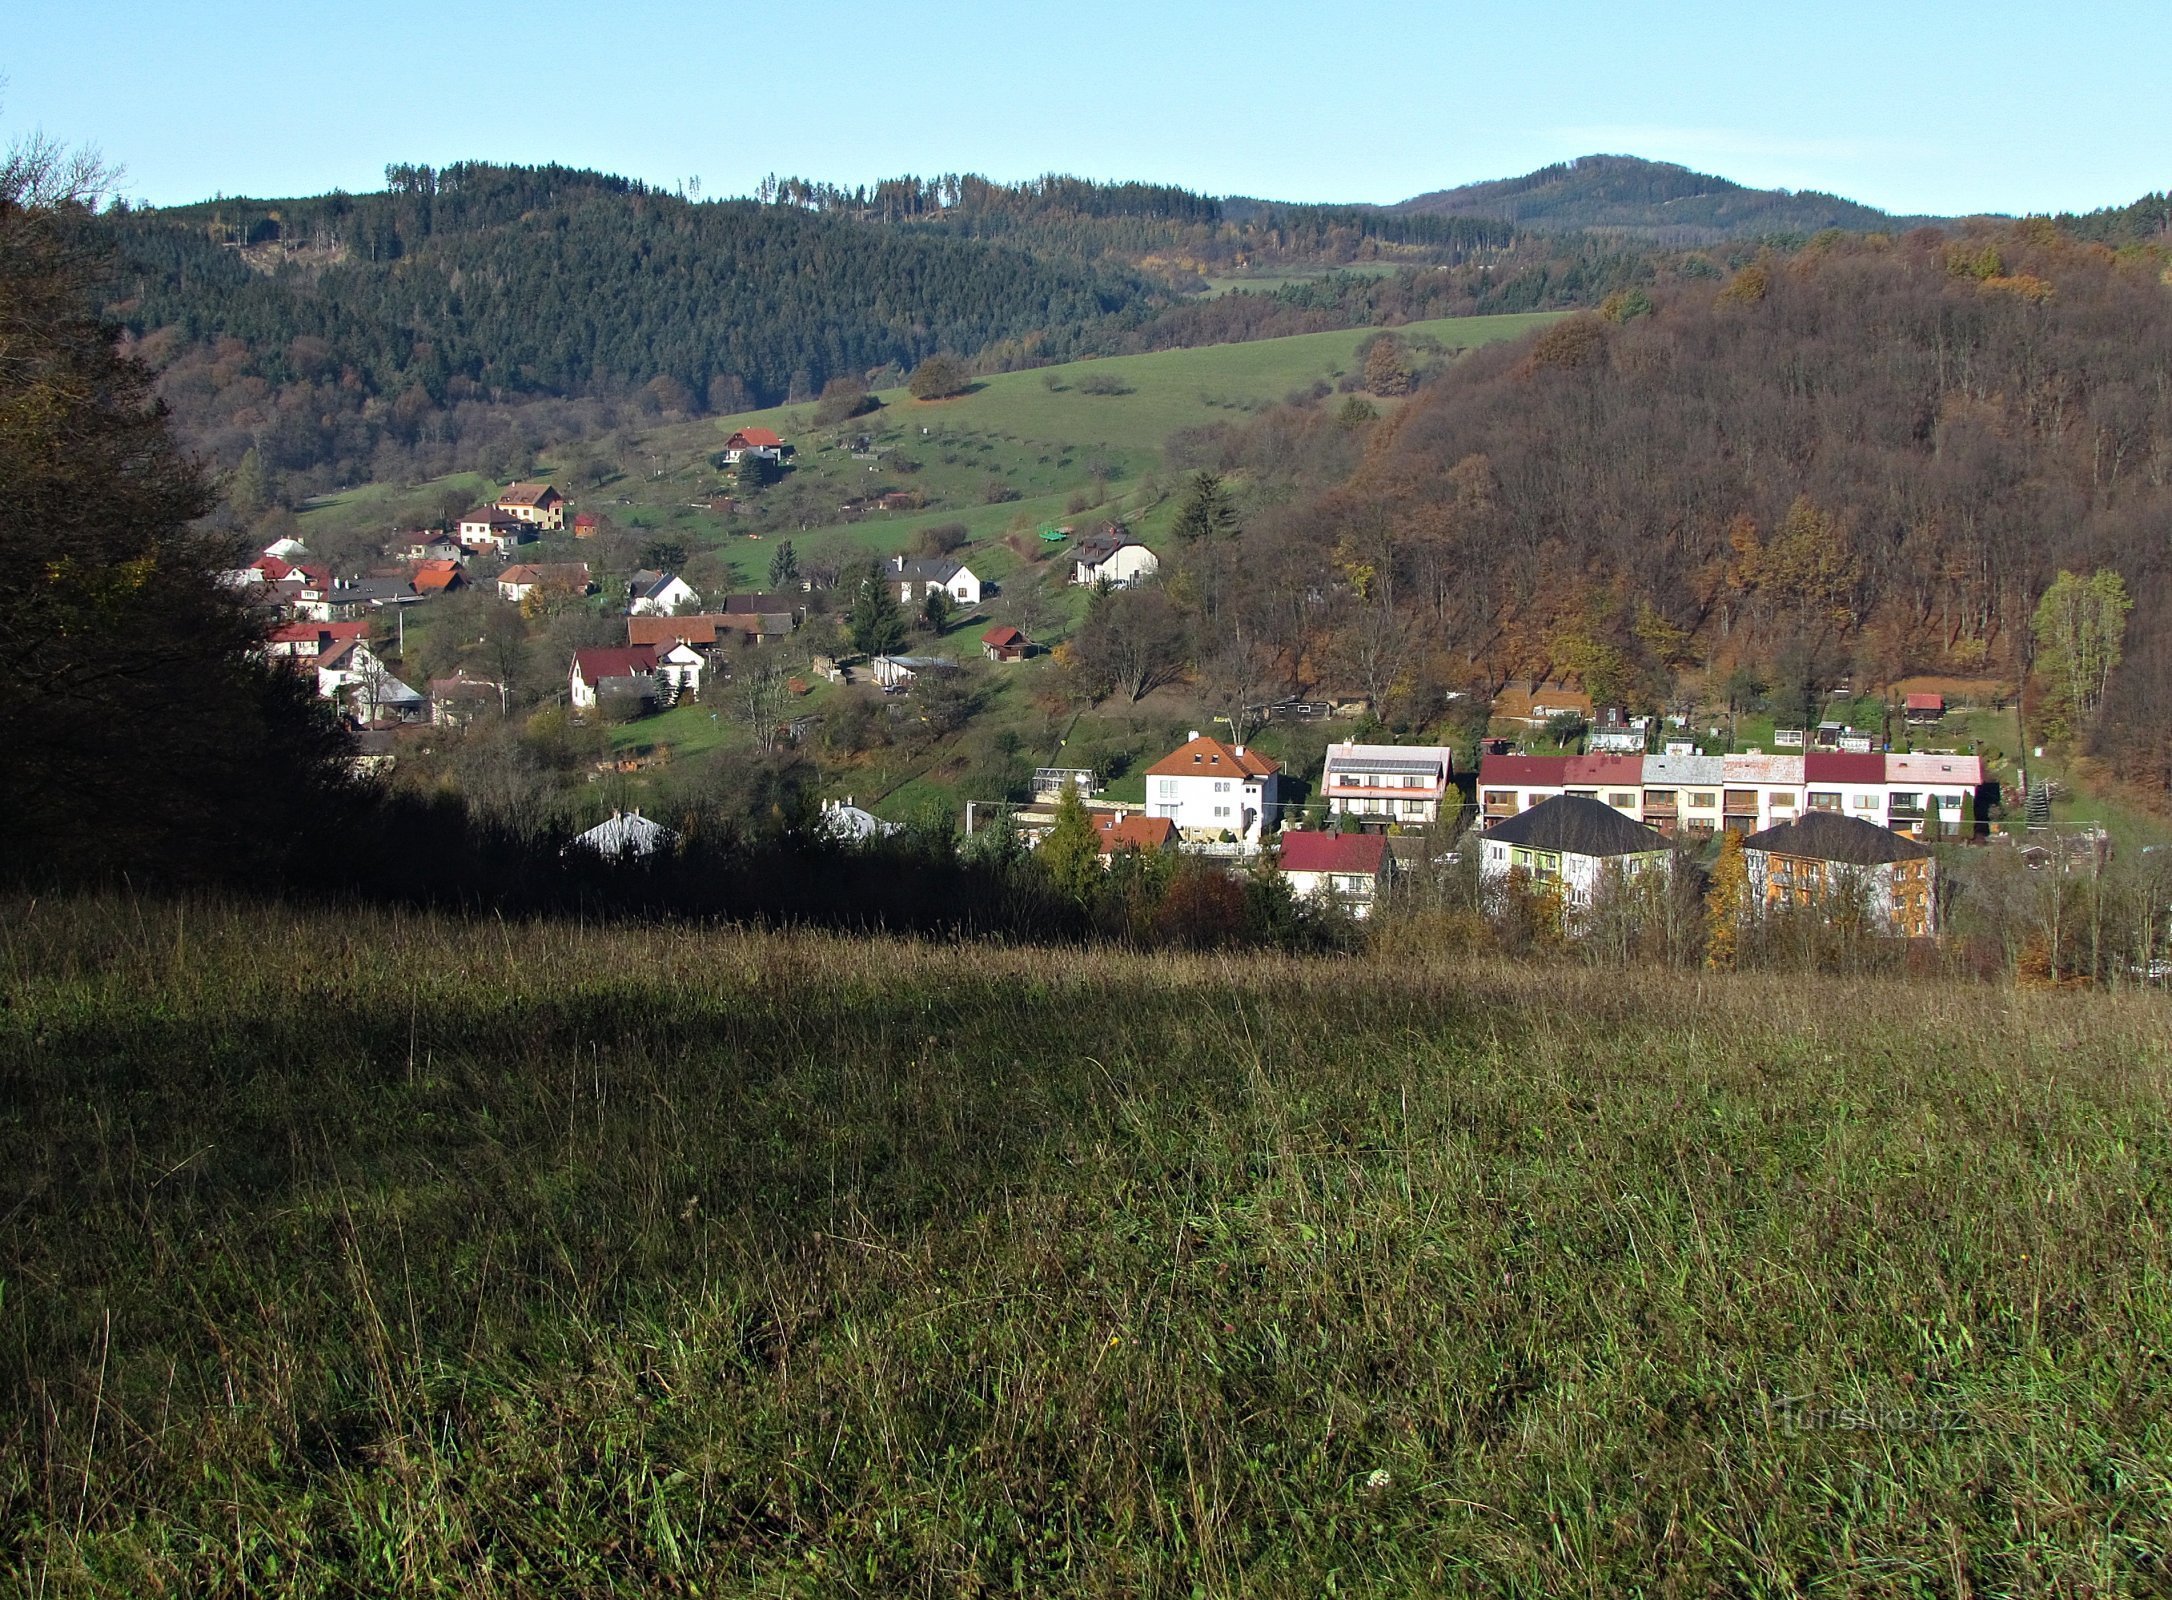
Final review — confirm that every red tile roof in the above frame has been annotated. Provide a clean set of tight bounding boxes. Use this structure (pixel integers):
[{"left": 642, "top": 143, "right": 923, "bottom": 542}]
[
  {"left": 495, "top": 481, "right": 562, "bottom": 508},
  {"left": 411, "top": 560, "right": 463, "bottom": 592},
  {"left": 1564, "top": 754, "right": 1643, "bottom": 785},
  {"left": 726, "top": 426, "right": 785, "bottom": 449},
  {"left": 1804, "top": 752, "right": 1887, "bottom": 785},
  {"left": 1903, "top": 692, "right": 1945, "bottom": 712},
  {"left": 267, "top": 620, "right": 369, "bottom": 647},
  {"left": 1278, "top": 832, "right": 1388, "bottom": 875},
  {"left": 628, "top": 614, "right": 726, "bottom": 648},
  {"left": 981, "top": 625, "right": 1026, "bottom": 648},
  {"left": 1146, "top": 734, "right": 1279, "bottom": 780},
  {"left": 1095, "top": 814, "right": 1177, "bottom": 855},
  {"left": 572, "top": 646, "right": 660, "bottom": 687},
  {"left": 1478, "top": 754, "right": 1570, "bottom": 786}
]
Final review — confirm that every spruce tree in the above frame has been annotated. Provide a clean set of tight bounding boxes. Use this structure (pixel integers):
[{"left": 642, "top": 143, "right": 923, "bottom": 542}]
[
  {"left": 1039, "top": 783, "right": 1103, "bottom": 903},
  {"left": 848, "top": 566, "right": 908, "bottom": 656}
]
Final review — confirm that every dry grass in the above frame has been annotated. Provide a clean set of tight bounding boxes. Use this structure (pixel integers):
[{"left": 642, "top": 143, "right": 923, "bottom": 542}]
[{"left": 4, "top": 894, "right": 2171, "bottom": 1595}]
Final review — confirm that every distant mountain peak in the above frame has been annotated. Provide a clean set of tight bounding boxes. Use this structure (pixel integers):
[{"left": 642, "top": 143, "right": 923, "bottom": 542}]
[{"left": 1388, "top": 153, "right": 1934, "bottom": 240}]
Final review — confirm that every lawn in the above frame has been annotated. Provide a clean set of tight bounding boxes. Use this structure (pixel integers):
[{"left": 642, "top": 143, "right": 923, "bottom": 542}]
[{"left": 5, "top": 893, "right": 2171, "bottom": 1594}]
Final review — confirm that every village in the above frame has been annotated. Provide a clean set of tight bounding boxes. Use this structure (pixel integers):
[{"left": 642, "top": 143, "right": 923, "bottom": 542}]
[{"left": 212, "top": 459, "right": 2085, "bottom": 950}]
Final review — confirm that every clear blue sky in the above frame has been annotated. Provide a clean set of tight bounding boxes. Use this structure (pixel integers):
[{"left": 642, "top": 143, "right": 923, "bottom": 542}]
[{"left": 7, "top": 0, "right": 2164, "bottom": 215}]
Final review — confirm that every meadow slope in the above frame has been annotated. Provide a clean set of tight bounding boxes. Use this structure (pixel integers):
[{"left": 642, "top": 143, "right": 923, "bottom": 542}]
[{"left": 4, "top": 896, "right": 2171, "bottom": 1595}]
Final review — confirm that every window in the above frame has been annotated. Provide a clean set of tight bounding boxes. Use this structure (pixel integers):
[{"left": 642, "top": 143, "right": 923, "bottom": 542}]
[
  {"left": 1213, "top": 780, "right": 1230, "bottom": 793},
  {"left": 1646, "top": 789, "right": 1677, "bottom": 808},
  {"left": 1213, "top": 805, "right": 1230, "bottom": 819},
  {"left": 1607, "top": 792, "right": 1638, "bottom": 809},
  {"left": 1689, "top": 791, "right": 1717, "bottom": 808},
  {"left": 1483, "top": 790, "right": 1513, "bottom": 808},
  {"left": 1850, "top": 793, "right": 1877, "bottom": 810},
  {"left": 1157, "top": 779, "right": 1178, "bottom": 799},
  {"left": 1889, "top": 791, "right": 1921, "bottom": 812},
  {"left": 1771, "top": 793, "right": 1797, "bottom": 809},
  {"left": 1808, "top": 790, "right": 1841, "bottom": 812}
]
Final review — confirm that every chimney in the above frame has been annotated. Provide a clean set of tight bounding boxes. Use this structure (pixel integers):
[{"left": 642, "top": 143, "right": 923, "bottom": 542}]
[
  {"left": 1234, "top": 745, "right": 1245, "bottom": 758},
  {"left": 1188, "top": 729, "right": 1201, "bottom": 742}
]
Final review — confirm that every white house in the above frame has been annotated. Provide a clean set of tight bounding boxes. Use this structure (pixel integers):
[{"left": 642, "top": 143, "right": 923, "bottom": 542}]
[
  {"left": 889, "top": 555, "right": 982, "bottom": 608},
  {"left": 457, "top": 508, "right": 534, "bottom": 557},
  {"left": 821, "top": 798, "right": 902, "bottom": 843},
  {"left": 1883, "top": 753, "right": 1983, "bottom": 838},
  {"left": 499, "top": 562, "right": 593, "bottom": 606},
  {"left": 626, "top": 569, "right": 700, "bottom": 617},
  {"left": 870, "top": 654, "right": 952, "bottom": 691},
  {"left": 1321, "top": 741, "right": 1456, "bottom": 830},
  {"left": 569, "top": 644, "right": 701, "bottom": 710},
  {"left": 567, "top": 810, "right": 678, "bottom": 859},
  {"left": 1145, "top": 731, "right": 1282, "bottom": 847},
  {"left": 1072, "top": 528, "right": 1159, "bottom": 588},
  {"left": 1478, "top": 794, "right": 1672, "bottom": 910}
]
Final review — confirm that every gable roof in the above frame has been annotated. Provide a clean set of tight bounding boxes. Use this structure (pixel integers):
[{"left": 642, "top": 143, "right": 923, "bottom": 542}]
[
  {"left": 1074, "top": 526, "right": 1143, "bottom": 564},
  {"left": 628, "top": 614, "right": 726, "bottom": 648},
  {"left": 267, "top": 620, "right": 370, "bottom": 648},
  {"left": 1641, "top": 752, "right": 1723, "bottom": 784},
  {"left": 726, "top": 426, "right": 785, "bottom": 449},
  {"left": 1744, "top": 812, "right": 1932, "bottom": 865},
  {"left": 495, "top": 481, "right": 562, "bottom": 508},
  {"left": 1722, "top": 753, "right": 1806, "bottom": 785},
  {"left": 628, "top": 568, "right": 690, "bottom": 599},
  {"left": 1096, "top": 813, "right": 1177, "bottom": 855},
  {"left": 1485, "top": 794, "right": 1669, "bottom": 857},
  {"left": 572, "top": 645, "right": 659, "bottom": 687},
  {"left": 1323, "top": 741, "right": 1454, "bottom": 780},
  {"left": 981, "top": 625, "right": 1027, "bottom": 648},
  {"left": 458, "top": 506, "right": 522, "bottom": 527},
  {"left": 1278, "top": 831, "right": 1388, "bottom": 875},
  {"left": 1146, "top": 734, "right": 1280, "bottom": 780},
  {"left": 412, "top": 560, "right": 464, "bottom": 591},
  {"left": 1903, "top": 692, "right": 1945, "bottom": 712}
]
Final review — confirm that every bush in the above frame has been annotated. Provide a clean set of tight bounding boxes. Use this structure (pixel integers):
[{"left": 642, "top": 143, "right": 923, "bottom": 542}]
[
  {"left": 914, "top": 522, "right": 969, "bottom": 557},
  {"left": 907, "top": 355, "right": 970, "bottom": 401}
]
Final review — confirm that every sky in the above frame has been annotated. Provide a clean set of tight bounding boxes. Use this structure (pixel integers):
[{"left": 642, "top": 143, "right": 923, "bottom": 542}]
[{"left": 6, "top": 0, "right": 2165, "bottom": 216}]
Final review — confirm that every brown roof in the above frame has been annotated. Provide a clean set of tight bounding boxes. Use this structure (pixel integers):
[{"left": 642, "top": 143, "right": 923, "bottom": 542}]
[
  {"left": 1096, "top": 814, "right": 1177, "bottom": 855},
  {"left": 982, "top": 625, "right": 1027, "bottom": 648},
  {"left": 726, "top": 427, "right": 785, "bottom": 449},
  {"left": 1278, "top": 832, "right": 1388, "bottom": 875},
  {"left": 1146, "top": 734, "right": 1279, "bottom": 780},
  {"left": 500, "top": 562, "right": 590, "bottom": 588},
  {"left": 629, "top": 614, "right": 725, "bottom": 648},
  {"left": 495, "top": 481, "right": 562, "bottom": 508},
  {"left": 572, "top": 646, "right": 659, "bottom": 687}
]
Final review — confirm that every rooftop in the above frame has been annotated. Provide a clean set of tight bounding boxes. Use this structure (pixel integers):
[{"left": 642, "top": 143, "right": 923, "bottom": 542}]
[
  {"left": 1744, "top": 812, "right": 1933, "bottom": 865},
  {"left": 1485, "top": 794, "right": 1669, "bottom": 858}
]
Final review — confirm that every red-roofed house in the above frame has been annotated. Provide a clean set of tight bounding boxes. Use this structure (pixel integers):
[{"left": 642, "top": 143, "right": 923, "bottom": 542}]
[
  {"left": 1277, "top": 831, "right": 1392, "bottom": 918},
  {"left": 264, "top": 620, "right": 370, "bottom": 659},
  {"left": 411, "top": 559, "right": 465, "bottom": 594},
  {"left": 1478, "top": 753, "right": 1570, "bottom": 826},
  {"left": 569, "top": 643, "right": 703, "bottom": 711},
  {"left": 1146, "top": 731, "right": 1282, "bottom": 846},
  {"left": 722, "top": 427, "right": 788, "bottom": 464},
  {"left": 1804, "top": 751, "right": 1889, "bottom": 827},
  {"left": 572, "top": 511, "right": 602, "bottom": 539},
  {"left": 1903, "top": 691, "right": 1945, "bottom": 724},
  {"left": 981, "top": 624, "right": 1029, "bottom": 663},
  {"left": 1096, "top": 812, "right": 1177, "bottom": 859},
  {"left": 1563, "top": 754, "right": 1647, "bottom": 820},
  {"left": 457, "top": 508, "right": 534, "bottom": 556}
]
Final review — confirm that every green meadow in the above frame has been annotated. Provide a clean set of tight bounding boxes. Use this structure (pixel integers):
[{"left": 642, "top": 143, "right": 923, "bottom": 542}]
[{"left": 5, "top": 894, "right": 2171, "bottom": 1595}]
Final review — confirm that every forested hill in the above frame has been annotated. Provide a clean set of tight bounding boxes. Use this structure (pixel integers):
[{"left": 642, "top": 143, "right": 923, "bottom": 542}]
[
  {"left": 101, "top": 162, "right": 1154, "bottom": 418},
  {"left": 1388, "top": 154, "right": 1944, "bottom": 240}
]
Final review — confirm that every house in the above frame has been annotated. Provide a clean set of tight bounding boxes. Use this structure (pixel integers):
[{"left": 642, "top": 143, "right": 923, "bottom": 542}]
[
  {"left": 456, "top": 508, "right": 534, "bottom": 556},
  {"left": 497, "top": 562, "right": 592, "bottom": 606},
  {"left": 870, "top": 654, "right": 952, "bottom": 691},
  {"left": 1562, "top": 754, "right": 1647, "bottom": 822},
  {"left": 568, "top": 810, "right": 678, "bottom": 860},
  {"left": 1096, "top": 811, "right": 1178, "bottom": 860},
  {"left": 1587, "top": 709, "right": 1649, "bottom": 754},
  {"left": 1478, "top": 794, "right": 1672, "bottom": 910},
  {"left": 1491, "top": 680, "right": 1593, "bottom": 726},
  {"left": 572, "top": 512, "right": 601, "bottom": 539},
  {"left": 1803, "top": 751, "right": 1890, "bottom": 829},
  {"left": 721, "top": 427, "right": 789, "bottom": 465},
  {"left": 1639, "top": 753, "right": 1725, "bottom": 835},
  {"left": 1903, "top": 692, "right": 1946, "bottom": 725},
  {"left": 326, "top": 576, "right": 423, "bottom": 613},
  {"left": 261, "top": 536, "right": 308, "bottom": 562},
  {"left": 981, "top": 625, "right": 1029, "bottom": 663},
  {"left": 1719, "top": 753, "right": 1807, "bottom": 834},
  {"left": 1321, "top": 741, "right": 1456, "bottom": 830},
  {"left": 1277, "top": 830, "right": 1392, "bottom": 918},
  {"left": 821, "top": 798, "right": 902, "bottom": 843},
  {"left": 411, "top": 559, "right": 466, "bottom": 595},
  {"left": 1884, "top": 753, "right": 1983, "bottom": 838},
  {"left": 493, "top": 481, "right": 566, "bottom": 530},
  {"left": 889, "top": 555, "right": 982, "bottom": 608},
  {"left": 1146, "top": 731, "right": 1283, "bottom": 847},
  {"left": 317, "top": 640, "right": 427, "bottom": 724},
  {"left": 625, "top": 569, "right": 698, "bottom": 616},
  {"left": 1477, "top": 754, "right": 1571, "bottom": 826},
  {"left": 404, "top": 533, "right": 467, "bottom": 564},
  {"left": 1072, "top": 527, "right": 1159, "bottom": 588},
  {"left": 628, "top": 614, "right": 726, "bottom": 652},
  {"left": 264, "top": 620, "right": 371, "bottom": 660},
  {"left": 1742, "top": 813, "right": 1938, "bottom": 938},
  {"left": 572, "top": 645, "right": 659, "bottom": 711},
  {"left": 349, "top": 727, "right": 398, "bottom": 779},
  {"left": 428, "top": 672, "right": 503, "bottom": 725}
]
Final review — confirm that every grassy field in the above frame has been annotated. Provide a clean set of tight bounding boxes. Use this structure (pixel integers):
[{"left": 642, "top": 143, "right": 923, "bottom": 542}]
[
  {"left": 5, "top": 894, "right": 2171, "bottom": 1595},
  {"left": 297, "top": 311, "right": 1562, "bottom": 594}
]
